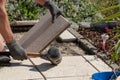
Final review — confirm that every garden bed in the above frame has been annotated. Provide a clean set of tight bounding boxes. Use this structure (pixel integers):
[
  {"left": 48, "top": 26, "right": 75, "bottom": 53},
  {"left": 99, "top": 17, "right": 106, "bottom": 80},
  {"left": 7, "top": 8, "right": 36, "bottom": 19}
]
[{"left": 78, "top": 28, "right": 116, "bottom": 56}]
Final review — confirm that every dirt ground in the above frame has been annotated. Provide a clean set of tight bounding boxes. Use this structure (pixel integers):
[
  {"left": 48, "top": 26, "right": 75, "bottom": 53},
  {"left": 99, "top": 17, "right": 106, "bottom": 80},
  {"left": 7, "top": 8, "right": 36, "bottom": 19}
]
[
  {"left": 78, "top": 28, "right": 117, "bottom": 56},
  {"left": 14, "top": 32, "right": 85, "bottom": 56}
]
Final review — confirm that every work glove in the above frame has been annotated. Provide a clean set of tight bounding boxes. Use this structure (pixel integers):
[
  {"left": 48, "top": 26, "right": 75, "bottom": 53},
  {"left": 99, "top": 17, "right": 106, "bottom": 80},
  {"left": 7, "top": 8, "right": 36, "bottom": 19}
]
[
  {"left": 91, "top": 22, "right": 117, "bottom": 33},
  {"left": 0, "top": 53, "right": 10, "bottom": 63},
  {"left": 44, "top": 0, "right": 64, "bottom": 23},
  {"left": 6, "top": 40, "right": 27, "bottom": 60},
  {"left": 0, "top": 53, "right": 11, "bottom": 66},
  {"left": 40, "top": 47, "right": 62, "bottom": 65}
]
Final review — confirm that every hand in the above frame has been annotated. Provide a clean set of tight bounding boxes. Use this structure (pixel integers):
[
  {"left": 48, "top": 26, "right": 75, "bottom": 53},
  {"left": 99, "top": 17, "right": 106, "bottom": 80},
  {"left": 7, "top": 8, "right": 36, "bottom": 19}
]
[
  {"left": 44, "top": 0, "right": 64, "bottom": 23},
  {"left": 6, "top": 40, "right": 27, "bottom": 61},
  {"left": 40, "top": 47, "right": 62, "bottom": 65}
]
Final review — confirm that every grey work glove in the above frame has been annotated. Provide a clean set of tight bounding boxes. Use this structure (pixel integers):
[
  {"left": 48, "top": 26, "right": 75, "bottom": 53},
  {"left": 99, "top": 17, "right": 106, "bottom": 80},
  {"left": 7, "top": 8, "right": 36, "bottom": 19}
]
[
  {"left": 0, "top": 54, "right": 10, "bottom": 63},
  {"left": 0, "top": 54, "right": 11, "bottom": 66},
  {"left": 40, "top": 47, "right": 62, "bottom": 65},
  {"left": 44, "top": 0, "right": 64, "bottom": 23},
  {"left": 6, "top": 40, "right": 27, "bottom": 60}
]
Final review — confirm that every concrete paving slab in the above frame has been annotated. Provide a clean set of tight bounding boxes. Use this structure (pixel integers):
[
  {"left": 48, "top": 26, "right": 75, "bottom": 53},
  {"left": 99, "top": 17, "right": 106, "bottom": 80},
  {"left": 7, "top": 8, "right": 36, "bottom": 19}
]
[
  {"left": 84, "top": 55, "right": 112, "bottom": 71},
  {"left": 0, "top": 56, "right": 111, "bottom": 80},
  {"left": 28, "top": 76, "right": 91, "bottom": 80},
  {"left": 59, "top": 30, "right": 76, "bottom": 42}
]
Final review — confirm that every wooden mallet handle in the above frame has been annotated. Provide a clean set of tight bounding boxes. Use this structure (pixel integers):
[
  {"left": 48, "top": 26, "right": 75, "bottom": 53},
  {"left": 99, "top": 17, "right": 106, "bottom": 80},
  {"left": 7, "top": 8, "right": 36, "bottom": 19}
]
[{"left": 0, "top": 52, "right": 40, "bottom": 58}]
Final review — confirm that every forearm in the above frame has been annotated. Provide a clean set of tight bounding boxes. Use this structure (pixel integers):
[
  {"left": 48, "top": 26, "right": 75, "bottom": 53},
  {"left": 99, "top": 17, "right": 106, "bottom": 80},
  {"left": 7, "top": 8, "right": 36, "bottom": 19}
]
[
  {"left": 0, "top": 34, "right": 5, "bottom": 51},
  {"left": 35, "top": 0, "right": 48, "bottom": 5},
  {"left": 0, "top": 7, "right": 14, "bottom": 43}
]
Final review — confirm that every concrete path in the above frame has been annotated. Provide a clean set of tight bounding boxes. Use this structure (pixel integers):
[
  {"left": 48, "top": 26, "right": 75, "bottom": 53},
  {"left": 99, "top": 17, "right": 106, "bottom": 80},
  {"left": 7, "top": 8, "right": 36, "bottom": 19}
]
[{"left": 0, "top": 56, "right": 112, "bottom": 80}]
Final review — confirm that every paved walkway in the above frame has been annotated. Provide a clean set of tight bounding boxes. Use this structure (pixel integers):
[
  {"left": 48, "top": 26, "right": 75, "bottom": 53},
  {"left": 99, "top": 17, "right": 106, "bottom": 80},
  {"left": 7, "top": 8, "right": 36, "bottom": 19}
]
[{"left": 0, "top": 56, "right": 112, "bottom": 80}]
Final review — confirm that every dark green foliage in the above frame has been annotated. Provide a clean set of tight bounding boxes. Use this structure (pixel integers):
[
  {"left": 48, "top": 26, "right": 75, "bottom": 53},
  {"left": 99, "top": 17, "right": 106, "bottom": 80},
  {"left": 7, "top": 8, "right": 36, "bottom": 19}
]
[
  {"left": 53, "top": 0, "right": 102, "bottom": 23},
  {"left": 6, "top": 0, "right": 46, "bottom": 21},
  {"left": 6, "top": 0, "right": 102, "bottom": 23}
]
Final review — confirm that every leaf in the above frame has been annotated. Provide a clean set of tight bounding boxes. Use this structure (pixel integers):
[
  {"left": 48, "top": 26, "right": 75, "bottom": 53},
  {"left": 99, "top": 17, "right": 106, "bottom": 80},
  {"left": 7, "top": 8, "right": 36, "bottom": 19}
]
[
  {"left": 110, "top": 40, "right": 120, "bottom": 63},
  {"left": 95, "top": 12, "right": 120, "bottom": 23},
  {"left": 114, "top": 52, "right": 119, "bottom": 61},
  {"left": 111, "top": 51, "right": 119, "bottom": 63},
  {"left": 115, "top": 40, "right": 120, "bottom": 53},
  {"left": 98, "top": 4, "right": 120, "bottom": 13},
  {"left": 112, "top": 34, "right": 120, "bottom": 40}
]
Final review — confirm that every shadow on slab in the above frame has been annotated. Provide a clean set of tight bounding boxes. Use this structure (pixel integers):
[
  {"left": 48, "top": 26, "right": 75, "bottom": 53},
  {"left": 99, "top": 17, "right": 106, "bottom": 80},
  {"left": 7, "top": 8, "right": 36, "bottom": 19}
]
[
  {"left": 9, "top": 62, "right": 56, "bottom": 72},
  {"left": 30, "top": 63, "right": 56, "bottom": 72}
]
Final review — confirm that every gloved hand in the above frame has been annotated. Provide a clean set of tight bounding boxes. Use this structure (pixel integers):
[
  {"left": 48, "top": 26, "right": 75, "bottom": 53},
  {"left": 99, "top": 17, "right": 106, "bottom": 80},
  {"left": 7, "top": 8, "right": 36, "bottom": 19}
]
[
  {"left": 6, "top": 40, "right": 27, "bottom": 60},
  {"left": 44, "top": 0, "right": 64, "bottom": 23},
  {"left": 40, "top": 47, "right": 62, "bottom": 65},
  {"left": 47, "top": 47, "right": 62, "bottom": 65},
  {"left": 90, "top": 21, "right": 117, "bottom": 33},
  {"left": 0, "top": 54, "right": 10, "bottom": 63},
  {"left": 0, "top": 53, "right": 11, "bottom": 66}
]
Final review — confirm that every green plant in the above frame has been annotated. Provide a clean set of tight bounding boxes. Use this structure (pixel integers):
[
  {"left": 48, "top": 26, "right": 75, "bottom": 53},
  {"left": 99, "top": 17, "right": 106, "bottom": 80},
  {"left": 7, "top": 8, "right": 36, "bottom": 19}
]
[
  {"left": 95, "top": 4, "right": 120, "bottom": 23},
  {"left": 6, "top": 0, "right": 118, "bottom": 23},
  {"left": 6, "top": 0, "right": 45, "bottom": 22},
  {"left": 6, "top": 0, "right": 103, "bottom": 23},
  {"left": 111, "top": 40, "right": 120, "bottom": 63},
  {"left": 111, "top": 28, "right": 120, "bottom": 63},
  {"left": 97, "top": 4, "right": 120, "bottom": 64},
  {"left": 53, "top": 0, "right": 102, "bottom": 23},
  {"left": 86, "top": 0, "right": 120, "bottom": 64}
]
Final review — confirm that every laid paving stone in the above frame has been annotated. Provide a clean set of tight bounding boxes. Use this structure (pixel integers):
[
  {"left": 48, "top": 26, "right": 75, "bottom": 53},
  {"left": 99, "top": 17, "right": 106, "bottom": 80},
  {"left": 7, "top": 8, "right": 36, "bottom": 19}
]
[
  {"left": 84, "top": 55, "right": 112, "bottom": 71},
  {"left": 0, "top": 56, "right": 111, "bottom": 80},
  {"left": 59, "top": 30, "right": 76, "bottom": 42}
]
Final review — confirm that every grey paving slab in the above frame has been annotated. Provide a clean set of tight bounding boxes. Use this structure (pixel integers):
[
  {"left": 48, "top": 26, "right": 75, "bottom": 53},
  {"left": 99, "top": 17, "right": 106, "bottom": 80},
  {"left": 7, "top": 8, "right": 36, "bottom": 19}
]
[
  {"left": 59, "top": 30, "right": 76, "bottom": 42},
  {"left": 0, "top": 56, "right": 111, "bottom": 80},
  {"left": 28, "top": 76, "right": 91, "bottom": 80},
  {"left": 84, "top": 55, "right": 112, "bottom": 71}
]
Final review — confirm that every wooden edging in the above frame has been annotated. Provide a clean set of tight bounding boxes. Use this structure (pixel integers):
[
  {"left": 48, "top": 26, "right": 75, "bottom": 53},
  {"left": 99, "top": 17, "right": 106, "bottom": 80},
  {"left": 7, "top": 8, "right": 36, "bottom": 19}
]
[{"left": 68, "top": 28, "right": 119, "bottom": 70}]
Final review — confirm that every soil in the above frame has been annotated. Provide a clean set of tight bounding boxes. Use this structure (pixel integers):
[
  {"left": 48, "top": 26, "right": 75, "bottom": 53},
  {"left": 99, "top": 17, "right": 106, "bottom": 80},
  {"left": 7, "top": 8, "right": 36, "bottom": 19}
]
[
  {"left": 78, "top": 28, "right": 117, "bottom": 59},
  {"left": 13, "top": 27, "right": 117, "bottom": 59},
  {"left": 14, "top": 32, "right": 85, "bottom": 56}
]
